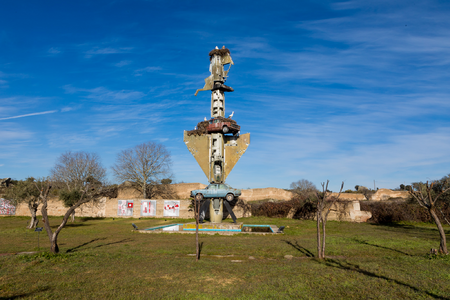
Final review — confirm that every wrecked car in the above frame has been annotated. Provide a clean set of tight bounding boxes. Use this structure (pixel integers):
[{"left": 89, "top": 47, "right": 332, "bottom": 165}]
[
  {"left": 186, "top": 117, "right": 240, "bottom": 136},
  {"left": 207, "top": 117, "right": 240, "bottom": 135},
  {"left": 190, "top": 183, "right": 241, "bottom": 201}
]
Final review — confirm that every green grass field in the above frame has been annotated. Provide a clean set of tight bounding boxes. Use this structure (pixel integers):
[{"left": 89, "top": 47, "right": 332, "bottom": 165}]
[{"left": 1, "top": 216, "right": 449, "bottom": 299}]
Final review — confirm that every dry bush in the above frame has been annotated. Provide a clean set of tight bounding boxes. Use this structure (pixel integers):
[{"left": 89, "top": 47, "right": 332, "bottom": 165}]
[
  {"left": 251, "top": 197, "right": 316, "bottom": 219},
  {"left": 360, "top": 200, "right": 450, "bottom": 224},
  {"left": 100, "top": 185, "right": 119, "bottom": 198}
]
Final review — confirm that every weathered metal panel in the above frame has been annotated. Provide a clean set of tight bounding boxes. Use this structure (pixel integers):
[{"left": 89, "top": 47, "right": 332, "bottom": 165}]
[
  {"left": 183, "top": 130, "right": 211, "bottom": 180},
  {"left": 223, "top": 133, "right": 250, "bottom": 181}
]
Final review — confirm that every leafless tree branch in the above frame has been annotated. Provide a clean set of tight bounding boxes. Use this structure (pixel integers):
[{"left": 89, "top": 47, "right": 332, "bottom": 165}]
[{"left": 112, "top": 141, "right": 172, "bottom": 199}]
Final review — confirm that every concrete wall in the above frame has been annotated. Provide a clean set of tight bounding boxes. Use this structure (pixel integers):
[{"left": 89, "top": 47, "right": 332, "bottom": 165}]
[
  {"left": 3, "top": 184, "right": 407, "bottom": 221},
  {"left": 240, "top": 188, "right": 293, "bottom": 201},
  {"left": 172, "top": 184, "right": 409, "bottom": 202},
  {"left": 171, "top": 183, "right": 207, "bottom": 199},
  {"left": 330, "top": 193, "right": 366, "bottom": 201},
  {"left": 11, "top": 196, "right": 249, "bottom": 220},
  {"left": 326, "top": 201, "right": 372, "bottom": 223},
  {"left": 371, "top": 189, "right": 409, "bottom": 201},
  {"left": 172, "top": 183, "right": 293, "bottom": 201},
  {"left": 330, "top": 190, "right": 409, "bottom": 201}
]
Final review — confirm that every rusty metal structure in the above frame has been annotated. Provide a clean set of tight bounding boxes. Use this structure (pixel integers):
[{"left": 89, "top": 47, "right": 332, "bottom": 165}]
[{"left": 184, "top": 46, "right": 250, "bottom": 223}]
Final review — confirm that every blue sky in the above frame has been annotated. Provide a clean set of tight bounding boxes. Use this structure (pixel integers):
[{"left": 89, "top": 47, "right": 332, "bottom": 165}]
[{"left": 1, "top": 0, "right": 450, "bottom": 192}]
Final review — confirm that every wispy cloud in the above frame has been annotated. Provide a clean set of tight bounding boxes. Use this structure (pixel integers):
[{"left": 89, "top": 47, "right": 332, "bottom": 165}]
[
  {"left": 63, "top": 85, "right": 145, "bottom": 103},
  {"left": 61, "top": 107, "right": 74, "bottom": 112},
  {"left": 84, "top": 47, "right": 133, "bottom": 58},
  {"left": 134, "top": 66, "right": 162, "bottom": 76},
  {"left": 47, "top": 47, "right": 61, "bottom": 55},
  {"left": 0, "top": 110, "right": 57, "bottom": 121},
  {"left": 0, "top": 79, "right": 8, "bottom": 88},
  {"left": 115, "top": 60, "right": 132, "bottom": 67},
  {"left": 0, "top": 127, "right": 32, "bottom": 141},
  {"left": 47, "top": 132, "right": 98, "bottom": 148}
]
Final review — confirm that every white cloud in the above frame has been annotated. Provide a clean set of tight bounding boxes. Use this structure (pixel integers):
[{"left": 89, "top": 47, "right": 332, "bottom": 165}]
[
  {"left": 134, "top": 66, "right": 162, "bottom": 76},
  {"left": 115, "top": 60, "right": 132, "bottom": 67},
  {"left": 0, "top": 110, "right": 57, "bottom": 121},
  {"left": 47, "top": 132, "right": 98, "bottom": 148},
  {"left": 63, "top": 85, "right": 145, "bottom": 103},
  {"left": 84, "top": 47, "right": 133, "bottom": 58},
  {"left": 0, "top": 126, "right": 32, "bottom": 142},
  {"left": 61, "top": 107, "right": 74, "bottom": 112},
  {"left": 48, "top": 47, "right": 61, "bottom": 55}
]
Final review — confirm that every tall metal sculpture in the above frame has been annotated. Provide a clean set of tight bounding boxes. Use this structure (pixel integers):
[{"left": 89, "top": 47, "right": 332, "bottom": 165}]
[{"left": 184, "top": 46, "right": 250, "bottom": 223}]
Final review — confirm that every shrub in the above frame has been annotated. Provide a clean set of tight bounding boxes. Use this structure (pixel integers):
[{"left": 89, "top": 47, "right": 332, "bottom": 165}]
[
  {"left": 251, "top": 198, "right": 316, "bottom": 219},
  {"left": 360, "top": 200, "right": 450, "bottom": 224}
]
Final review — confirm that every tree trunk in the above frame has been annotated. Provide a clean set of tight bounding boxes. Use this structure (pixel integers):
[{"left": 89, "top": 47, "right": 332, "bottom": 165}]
[
  {"left": 317, "top": 208, "right": 322, "bottom": 259},
  {"left": 50, "top": 233, "right": 59, "bottom": 253},
  {"left": 429, "top": 208, "right": 448, "bottom": 254},
  {"left": 41, "top": 199, "right": 56, "bottom": 252},
  {"left": 41, "top": 188, "right": 87, "bottom": 254},
  {"left": 321, "top": 219, "right": 327, "bottom": 258},
  {"left": 71, "top": 211, "right": 75, "bottom": 223},
  {"left": 196, "top": 199, "right": 200, "bottom": 261},
  {"left": 27, "top": 203, "right": 38, "bottom": 229},
  {"left": 143, "top": 182, "right": 147, "bottom": 199}
]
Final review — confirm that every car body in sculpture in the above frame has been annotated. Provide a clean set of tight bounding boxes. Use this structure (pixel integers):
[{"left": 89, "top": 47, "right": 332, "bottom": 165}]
[
  {"left": 206, "top": 117, "right": 240, "bottom": 135},
  {"left": 191, "top": 183, "right": 241, "bottom": 201}
]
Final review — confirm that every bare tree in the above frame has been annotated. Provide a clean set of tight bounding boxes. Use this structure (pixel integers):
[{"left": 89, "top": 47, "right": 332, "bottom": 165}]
[
  {"left": 4, "top": 177, "right": 41, "bottom": 228},
  {"left": 409, "top": 181, "right": 450, "bottom": 254},
  {"left": 357, "top": 186, "right": 374, "bottom": 200},
  {"left": 112, "top": 141, "right": 172, "bottom": 199},
  {"left": 50, "top": 151, "right": 106, "bottom": 222},
  {"left": 290, "top": 179, "right": 318, "bottom": 199},
  {"left": 38, "top": 177, "right": 110, "bottom": 254},
  {"left": 194, "top": 197, "right": 201, "bottom": 261},
  {"left": 315, "top": 180, "right": 344, "bottom": 259},
  {"left": 51, "top": 151, "right": 106, "bottom": 190}
]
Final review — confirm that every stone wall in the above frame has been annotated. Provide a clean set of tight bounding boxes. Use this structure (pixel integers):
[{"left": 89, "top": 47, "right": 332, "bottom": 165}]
[
  {"left": 326, "top": 201, "right": 372, "bottom": 223},
  {"left": 240, "top": 188, "right": 293, "bottom": 201},
  {"left": 11, "top": 196, "right": 249, "bottom": 220},
  {"left": 371, "top": 189, "right": 409, "bottom": 201},
  {"left": 3, "top": 183, "right": 407, "bottom": 222},
  {"left": 331, "top": 190, "right": 409, "bottom": 201},
  {"left": 172, "top": 184, "right": 409, "bottom": 202},
  {"left": 171, "top": 183, "right": 207, "bottom": 199},
  {"left": 172, "top": 183, "right": 293, "bottom": 201},
  {"left": 330, "top": 193, "right": 366, "bottom": 201},
  {"left": 14, "top": 197, "right": 108, "bottom": 218}
]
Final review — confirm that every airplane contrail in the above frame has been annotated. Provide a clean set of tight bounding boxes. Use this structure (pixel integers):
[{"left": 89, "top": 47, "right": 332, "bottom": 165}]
[{"left": 0, "top": 110, "right": 58, "bottom": 121}]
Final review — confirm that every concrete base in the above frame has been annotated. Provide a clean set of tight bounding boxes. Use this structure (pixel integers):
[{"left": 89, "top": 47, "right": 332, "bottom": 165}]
[
  {"left": 183, "top": 222, "right": 243, "bottom": 231},
  {"left": 139, "top": 222, "right": 281, "bottom": 235}
]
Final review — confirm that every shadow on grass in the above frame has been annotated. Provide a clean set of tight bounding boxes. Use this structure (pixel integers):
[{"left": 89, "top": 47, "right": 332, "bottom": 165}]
[
  {"left": 93, "top": 238, "right": 133, "bottom": 249},
  {"left": 198, "top": 242, "right": 204, "bottom": 260},
  {"left": 367, "top": 222, "right": 450, "bottom": 241},
  {"left": 49, "top": 223, "right": 93, "bottom": 229},
  {"left": 322, "top": 259, "right": 449, "bottom": 300},
  {"left": 66, "top": 237, "right": 107, "bottom": 253},
  {"left": 370, "top": 222, "right": 425, "bottom": 230},
  {"left": 282, "top": 240, "right": 315, "bottom": 257},
  {"left": 351, "top": 237, "right": 412, "bottom": 256},
  {"left": 79, "top": 217, "right": 106, "bottom": 222},
  {"left": 65, "top": 238, "right": 133, "bottom": 253},
  {"left": 369, "top": 222, "right": 450, "bottom": 233},
  {"left": 0, "top": 286, "right": 50, "bottom": 300}
]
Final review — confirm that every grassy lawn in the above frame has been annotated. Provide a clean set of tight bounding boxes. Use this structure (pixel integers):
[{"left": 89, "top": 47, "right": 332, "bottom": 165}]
[{"left": 1, "top": 216, "right": 449, "bottom": 299}]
